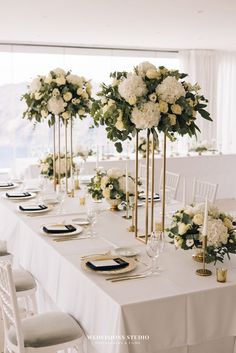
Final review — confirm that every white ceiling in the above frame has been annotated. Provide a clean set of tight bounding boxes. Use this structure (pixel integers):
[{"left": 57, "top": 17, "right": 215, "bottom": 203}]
[{"left": 1, "top": 0, "right": 236, "bottom": 51}]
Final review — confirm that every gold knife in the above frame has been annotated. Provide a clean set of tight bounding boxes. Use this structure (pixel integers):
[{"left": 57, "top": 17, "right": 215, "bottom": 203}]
[{"left": 110, "top": 274, "right": 148, "bottom": 282}]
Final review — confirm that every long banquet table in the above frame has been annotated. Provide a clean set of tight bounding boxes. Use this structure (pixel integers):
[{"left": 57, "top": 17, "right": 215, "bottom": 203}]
[{"left": 1, "top": 194, "right": 236, "bottom": 353}]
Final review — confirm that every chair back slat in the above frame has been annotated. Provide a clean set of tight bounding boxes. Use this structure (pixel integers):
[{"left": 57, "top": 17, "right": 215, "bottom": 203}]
[
  {"left": 192, "top": 178, "right": 218, "bottom": 204},
  {"left": 0, "top": 262, "right": 25, "bottom": 353},
  {"left": 159, "top": 170, "right": 180, "bottom": 200}
]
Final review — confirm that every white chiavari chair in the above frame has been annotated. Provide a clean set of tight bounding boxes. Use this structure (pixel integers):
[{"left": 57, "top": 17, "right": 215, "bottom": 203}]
[
  {"left": 0, "top": 262, "right": 84, "bottom": 353},
  {"left": 192, "top": 178, "right": 218, "bottom": 204},
  {"left": 159, "top": 170, "right": 180, "bottom": 203}
]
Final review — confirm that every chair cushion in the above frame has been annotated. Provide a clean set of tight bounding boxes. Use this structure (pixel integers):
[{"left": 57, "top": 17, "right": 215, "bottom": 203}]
[
  {"left": 12, "top": 270, "right": 36, "bottom": 292},
  {"left": 8, "top": 311, "right": 83, "bottom": 348}
]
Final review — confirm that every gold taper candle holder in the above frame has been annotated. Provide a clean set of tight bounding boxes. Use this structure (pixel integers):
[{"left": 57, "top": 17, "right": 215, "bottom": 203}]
[
  {"left": 122, "top": 191, "right": 132, "bottom": 219},
  {"left": 216, "top": 268, "right": 227, "bottom": 283},
  {"left": 196, "top": 235, "right": 212, "bottom": 276}
]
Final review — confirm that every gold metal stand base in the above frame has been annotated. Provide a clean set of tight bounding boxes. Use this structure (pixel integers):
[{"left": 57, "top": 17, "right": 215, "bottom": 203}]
[
  {"left": 128, "top": 225, "right": 136, "bottom": 232},
  {"left": 196, "top": 269, "right": 212, "bottom": 276},
  {"left": 109, "top": 205, "right": 119, "bottom": 211}
]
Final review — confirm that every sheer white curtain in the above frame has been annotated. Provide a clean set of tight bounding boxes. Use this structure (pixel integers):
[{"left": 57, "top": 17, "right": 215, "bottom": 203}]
[
  {"left": 216, "top": 51, "right": 236, "bottom": 153},
  {"left": 179, "top": 50, "right": 218, "bottom": 145}
]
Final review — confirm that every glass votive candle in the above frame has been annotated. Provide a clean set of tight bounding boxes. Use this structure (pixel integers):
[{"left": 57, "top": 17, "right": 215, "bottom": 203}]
[{"left": 216, "top": 268, "right": 227, "bottom": 283}]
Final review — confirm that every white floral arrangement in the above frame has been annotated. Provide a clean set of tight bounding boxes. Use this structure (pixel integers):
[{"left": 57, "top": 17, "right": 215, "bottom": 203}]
[
  {"left": 75, "top": 145, "right": 93, "bottom": 160},
  {"left": 39, "top": 153, "right": 75, "bottom": 179},
  {"left": 22, "top": 68, "right": 92, "bottom": 126},
  {"left": 138, "top": 135, "right": 158, "bottom": 157},
  {"left": 91, "top": 61, "right": 211, "bottom": 152},
  {"left": 189, "top": 139, "right": 212, "bottom": 153},
  {"left": 89, "top": 167, "right": 136, "bottom": 203},
  {"left": 87, "top": 168, "right": 107, "bottom": 200},
  {"left": 167, "top": 203, "right": 236, "bottom": 263}
]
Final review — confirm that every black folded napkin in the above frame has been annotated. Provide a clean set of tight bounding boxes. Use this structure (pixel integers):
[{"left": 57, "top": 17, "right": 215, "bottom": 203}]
[
  {"left": 0, "top": 183, "right": 14, "bottom": 187},
  {"left": 19, "top": 205, "right": 47, "bottom": 212},
  {"left": 86, "top": 258, "right": 129, "bottom": 271},
  {"left": 42, "top": 224, "right": 77, "bottom": 234},
  {"left": 233, "top": 221, "right": 236, "bottom": 226},
  {"left": 139, "top": 193, "right": 160, "bottom": 200},
  {"left": 6, "top": 192, "right": 31, "bottom": 198}
]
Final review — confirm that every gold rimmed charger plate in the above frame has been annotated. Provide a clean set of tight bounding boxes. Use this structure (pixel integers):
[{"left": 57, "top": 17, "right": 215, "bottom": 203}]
[{"left": 81, "top": 255, "right": 137, "bottom": 275}]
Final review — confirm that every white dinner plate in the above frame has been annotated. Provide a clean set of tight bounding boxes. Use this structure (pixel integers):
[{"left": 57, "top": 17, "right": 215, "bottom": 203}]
[
  {"left": 41, "top": 223, "right": 83, "bottom": 237},
  {"left": 3, "top": 192, "right": 36, "bottom": 200},
  {"left": 43, "top": 197, "right": 59, "bottom": 205},
  {"left": 81, "top": 254, "right": 137, "bottom": 275},
  {"left": 0, "top": 183, "right": 18, "bottom": 190},
  {"left": 111, "top": 247, "right": 141, "bottom": 257},
  {"left": 25, "top": 188, "right": 41, "bottom": 193},
  {"left": 18, "top": 204, "right": 53, "bottom": 214},
  {"left": 72, "top": 217, "right": 90, "bottom": 225}
]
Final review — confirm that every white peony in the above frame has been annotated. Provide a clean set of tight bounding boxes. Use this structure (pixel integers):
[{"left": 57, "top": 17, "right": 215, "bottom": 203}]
[
  {"left": 137, "top": 61, "right": 157, "bottom": 77},
  {"left": 47, "top": 97, "right": 65, "bottom": 115},
  {"left": 193, "top": 203, "right": 219, "bottom": 218},
  {"left": 156, "top": 76, "right": 186, "bottom": 104},
  {"left": 107, "top": 168, "right": 123, "bottom": 179},
  {"left": 193, "top": 214, "right": 204, "bottom": 225},
  {"left": 29, "top": 77, "right": 42, "bottom": 93},
  {"left": 53, "top": 68, "right": 66, "bottom": 76},
  {"left": 118, "top": 74, "right": 147, "bottom": 103},
  {"left": 131, "top": 102, "right": 160, "bottom": 129},
  {"left": 201, "top": 219, "right": 229, "bottom": 247}
]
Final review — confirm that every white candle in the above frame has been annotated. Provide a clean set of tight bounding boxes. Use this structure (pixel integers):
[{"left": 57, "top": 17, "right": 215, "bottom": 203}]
[
  {"left": 96, "top": 145, "right": 99, "bottom": 169},
  {"left": 183, "top": 177, "right": 186, "bottom": 207},
  {"left": 126, "top": 160, "right": 129, "bottom": 193},
  {"left": 202, "top": 197, "right": 208, "bottom": 236}
]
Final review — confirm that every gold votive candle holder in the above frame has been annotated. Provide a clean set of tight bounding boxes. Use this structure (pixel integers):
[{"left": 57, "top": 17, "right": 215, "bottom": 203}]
[{"left": 216, "top": 268, "right": 227, "bottom": 283}]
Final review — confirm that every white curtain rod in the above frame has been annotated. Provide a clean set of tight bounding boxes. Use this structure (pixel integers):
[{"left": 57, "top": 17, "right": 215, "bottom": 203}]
[{"left": 0, "top": 42, "right": 178, "bottom": 54}]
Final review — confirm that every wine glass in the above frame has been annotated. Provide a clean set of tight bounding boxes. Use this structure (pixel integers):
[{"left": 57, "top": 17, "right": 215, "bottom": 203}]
[
  {"left": 56, "top": 186, "right": 66, "bottom": 215},
  {"left": 146, "top": 232, "right": 163, "bottom": 275},
  {"left": 86, "top": 208, "right": 97, "bottom": 237}
]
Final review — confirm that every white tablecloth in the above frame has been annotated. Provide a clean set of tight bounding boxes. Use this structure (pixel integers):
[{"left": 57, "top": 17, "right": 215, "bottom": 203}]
[{"left": 1, "top": 194, "right": 236, "bottom": 353}]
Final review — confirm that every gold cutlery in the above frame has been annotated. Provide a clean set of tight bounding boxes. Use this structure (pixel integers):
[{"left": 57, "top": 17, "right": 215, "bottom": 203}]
[
  {"left": 106, "top": 272, "right": 148, "bottom": 281},
  {"left": 80, "top": 251, "right": 111, "bottom": 259}
]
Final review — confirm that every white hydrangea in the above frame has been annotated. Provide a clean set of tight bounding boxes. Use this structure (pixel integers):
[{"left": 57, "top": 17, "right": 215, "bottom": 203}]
[
  {"left": 55, "top": 157, "right": 71, "bottom": 174},
  {"left": 107, "top": 168, "right": 123, "bottom": 179},
  {"left": 193, "top": 203, "right": 220, "bottom": 218},
  {"left": 29, "top": 77, "right": 42, "bottom": 93},
  {"left": 131, "top": 102, "right": 160, "bottom": 129},
  {"left": 137, "top": 61, "right": 157, "bottom": 77},
  {"left": 53, "top": 68, "right": 66, "bottom": 76},
  {"left": 202, "top": 219, "right": 229, "bottom": 247},
  {"left": 66, "top": 74, "right": 83, "bottom": 86},
  {"left": 119, "top": 176, "right": 135, "bottom": 195},
  {"left": 101, "top": 176, "right": 109, "bottom": 190},
  {"left": 118, "top": 74, "right": 147, "bottom": 103},
  {"left": 156, "top": 76, "right": 186, "bottom": 104},
  {"left": 47, "top": 97, "right": 65, "bottom": 115}
]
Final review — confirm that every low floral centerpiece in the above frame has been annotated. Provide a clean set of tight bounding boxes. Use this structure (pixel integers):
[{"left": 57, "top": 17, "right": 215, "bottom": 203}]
[
  {"left": 87, "top": 168, "right": 107, "bottom": 201},
  {"left": 167, "top": 203, "right": 236, "bottom": 263},
  {"left": 88, "top": 167, "right": 135, "bottom": 210},
  {"left": 39, "top": 153, "right": 75, "bottom": 179},
  {"left": 138, "top": 136, "right": 158, "bottom": 158},
  {"left": 75, "top": 145, "right": 93, "bottom": 161},
  {"left": 91, "top": 61, "right": 211, "bottom": 152},
  {"left": 22, "top": 68, "right": 92, "bottom": 125},
  {"left": 189, "top": 139, "right": 212, "bottom": 155}
]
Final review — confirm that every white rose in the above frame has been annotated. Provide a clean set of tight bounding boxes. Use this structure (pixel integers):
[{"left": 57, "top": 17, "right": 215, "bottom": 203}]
[
  {"left": 137, "top": 61, "right": 156, "bottom": 77},
  {"left": 53, "top": 68, "right": 66, "bottom": 76},
  {"left": 41, "top": 109, "right": 48, "bottom": 118},
  {"left": 52, "top": 88, "right": 60, "bottom": 97},
  {"left": 174, "top": 235, "right": 183, "bottom": 248},
  {"left": 77, "top": 88, "right": 84, "bottom": 95},
  {"left": 101, "top": 176, "right": 109, "bottom": 189},
  {"left": 66, "top": 74, "right": 83, "bottom": 86},
  {"left": 63, "top": 92, "right": 73, "bottom": 102},
  {"left": 178, "top": 223, "right": 190, "bottom": 235},
  {"left": 34, "top": 92, "right": 43, "bottom": 100},
  {"left": 44, "top": 74, "right": 52, "bottom": 84},
  {"left": 115, "top": 118, "right": 125, "bottom": 131},
  {"left": 78, "top": 109, "right": 85, "bottom": 115},
  {"left": 103, "top": 188, "right": 110, "bottom": 199},
  {"left": 29, "top": 77, "right": 41, "bottom": 93},
  {"left": 55, "top": 76, "right": 66, "bottom": 86},
  {"left": 62, "top": 112, "right": 70, "bottom": 120},
  {"left": 186, "top": 239, "right": 194, "bottom": 247},
  {"left": 193, "top": 214, "right": 203, "bottom": 226},
  {"left": 146, "top": 69, "right": 160, "bottom": 79}
]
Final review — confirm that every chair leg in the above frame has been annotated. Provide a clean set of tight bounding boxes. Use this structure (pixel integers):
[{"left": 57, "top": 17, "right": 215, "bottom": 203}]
[{"left": 30, "top": 293, "right": 37, "bottom": 315}]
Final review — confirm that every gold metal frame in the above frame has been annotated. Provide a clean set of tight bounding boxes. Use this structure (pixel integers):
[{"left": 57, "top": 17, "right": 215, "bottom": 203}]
[
  {"left": 134, "top": 130, "right": 158, "bottom": 244},
  {"left": 52, "top": 116, "right": 75, "bottom": 196}
]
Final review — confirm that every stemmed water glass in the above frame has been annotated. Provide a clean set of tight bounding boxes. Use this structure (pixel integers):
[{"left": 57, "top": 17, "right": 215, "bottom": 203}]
[
  {"left": 56, "top": 186, "right": 67, "bottom": 215},
  {"left": 146, "top": 231, "right": 164, "bottom": 275},
  {"left": 86, "top": 207, "right": 97, "bottom": 237}
]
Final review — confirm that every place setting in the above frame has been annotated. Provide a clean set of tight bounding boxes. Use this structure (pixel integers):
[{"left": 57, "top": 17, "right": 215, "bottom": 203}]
[
  {"left": 0, "top": 182, "right": 18, "bottom": 190},
  {"left": 40, "top": 221, "right": 92, "bottom": 242},
  {"left": 3, "top": 191, "right": 36, "bottom": 201},
  {"left": 17, "top": 203, "right": 53, "bottom": 215}
]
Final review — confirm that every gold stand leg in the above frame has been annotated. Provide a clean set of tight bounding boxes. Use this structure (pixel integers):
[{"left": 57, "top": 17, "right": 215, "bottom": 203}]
[
  {"left": 69, "top": 119, "right": 74, "bottom": 197},
  {"left": 151, "top": 134, "right": 155, "bottom": 233},
  {"left": 53, "top": 124, "right": 56, "bottom": 191},
  {"left": 161, "top": 134, "right": 167, "bottom": 232},
  {"left": 65, "top": 122, "right": 68, "bottom": 193},
  {"left": 58, "top": 116, "right": 61, "bottom": 188},
  {"left": 135, "top": 132, "right": 139, "bottom": 237},
  {"left": 145, "top": 130, "right": 150, "bottom": 242},
  {"left": 196, "top": 235, "right": 212, "bottom": 276}
]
